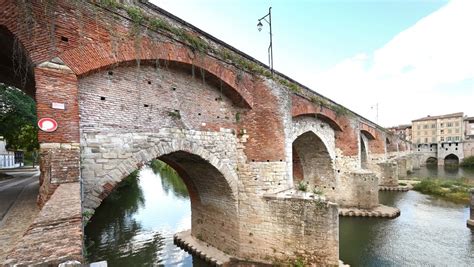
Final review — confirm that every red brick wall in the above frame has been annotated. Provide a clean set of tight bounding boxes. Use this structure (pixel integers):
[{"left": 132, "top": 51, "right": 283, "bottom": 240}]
[{"left": 35, "top": 67, "right": 80, "bottom": 143}]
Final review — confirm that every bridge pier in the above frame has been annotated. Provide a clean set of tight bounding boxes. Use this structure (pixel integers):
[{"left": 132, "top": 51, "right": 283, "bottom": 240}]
[
  {"left": 246, "top": 192, "right": 339, "bottom": 265},
  {"left": 396, "top": 158, "right": 408, "bottom": 179},
  {"left": 405, "top": 156, "right": 414, "bottom": 174},
  {"left": 412, "top": 155, "right": 421, "bottom": 170},
  {"left": 377, "top": 162, "right": 399, "bottom": 187},
  {"left": 337, "top": 171, "right": 379, "bottom": 209},
  {"left": 468, "top": 189, "right": 474, "bottom": 228}
]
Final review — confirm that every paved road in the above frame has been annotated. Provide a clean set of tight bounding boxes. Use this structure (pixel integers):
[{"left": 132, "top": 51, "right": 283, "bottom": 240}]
[{"left": 0, "top": 169, "right": 39, "bottom": 223}]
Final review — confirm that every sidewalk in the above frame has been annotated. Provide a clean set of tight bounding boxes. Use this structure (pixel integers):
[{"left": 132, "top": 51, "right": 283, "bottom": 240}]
[{"left": 0, "top": 172, "right": 40, "bottom": 263}]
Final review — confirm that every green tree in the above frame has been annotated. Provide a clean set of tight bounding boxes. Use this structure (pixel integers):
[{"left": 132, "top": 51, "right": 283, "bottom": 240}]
[{"left": 0, "top": 83, "right": 38, "bottom": 152}]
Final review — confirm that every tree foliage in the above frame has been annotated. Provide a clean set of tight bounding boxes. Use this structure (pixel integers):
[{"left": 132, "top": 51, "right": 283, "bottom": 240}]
[{"left": 0, "top": 83, "right": 38, "bottom": 151}]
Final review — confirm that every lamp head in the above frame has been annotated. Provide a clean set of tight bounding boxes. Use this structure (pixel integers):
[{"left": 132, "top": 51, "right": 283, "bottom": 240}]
[{"left": 257, "top": 21, "right": 263, "bottom": 31}]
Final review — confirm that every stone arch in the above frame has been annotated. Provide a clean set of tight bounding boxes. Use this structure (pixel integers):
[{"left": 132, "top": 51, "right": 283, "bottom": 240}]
[
  {"left": 60, "top": 40, "right": 253, "bottom": 108},
  {"left": 83, "top": 139, "right": 240, "bottom": 255},
  {"left": 291, "top": 117, "right": 336, "bottom": 193},
  {"left": 444, "top": 154, "right": 459, "bottom": 165},
  {"left": 292, "top": 116, "right": 336, "bottom": 159}
]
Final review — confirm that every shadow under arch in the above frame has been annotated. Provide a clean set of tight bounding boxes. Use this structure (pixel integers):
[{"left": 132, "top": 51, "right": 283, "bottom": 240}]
[
  {"left": 292, "top": 131, "right": 336, "bottom": 192},
  {"left": 0, "top": 25, "right": 35, "bottom": 98},
  {"left": 360, "top": 134, "right": 369, "bottom": 169},
  {"left": 444, "top": 154, "right": 459, "bottom": 166}
]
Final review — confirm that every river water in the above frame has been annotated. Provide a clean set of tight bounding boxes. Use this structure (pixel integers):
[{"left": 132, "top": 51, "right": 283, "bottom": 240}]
[{"left": 85, "top": 164, "right": 474, "bottom": 266}]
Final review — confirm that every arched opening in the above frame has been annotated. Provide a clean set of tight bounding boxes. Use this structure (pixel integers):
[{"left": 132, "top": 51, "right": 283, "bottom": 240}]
[
  {"left": 360, "top": 136, "right": 368, "bottom": 169},
  {"left": 426, "top": 157, "right": 438, "bottom": 166},
  {"left": 84, "top": 150, "right": 239, "bottom": 265},
  {"left": 444, "top": 154, "right": 459, "bottom": 166},
  {"left": 292, "top": 131, "right": 335, "bottom": 193},
  {"left": 0, "top": 26, "right": 35, "bottom": 97},
  {"left": 0, "top": 26, "right": 40, "bottom": 260}
]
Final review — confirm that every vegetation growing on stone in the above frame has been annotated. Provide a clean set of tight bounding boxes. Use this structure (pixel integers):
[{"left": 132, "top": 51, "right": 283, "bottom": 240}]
[
  {"left": 412, "top": 178, "right": 473, "bottom": 204},
  {"left": 97, "top": 0, "right": 308, "bottom": 95},
  {"left": 297, "top": 181, "right": 308, "bottom": 192}
]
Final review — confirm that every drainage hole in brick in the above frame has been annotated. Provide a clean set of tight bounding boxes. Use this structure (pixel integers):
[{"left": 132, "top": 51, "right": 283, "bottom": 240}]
[
  {"left": 61, "top": 36, "right": 68, "bottom": 42},
  {"left": 144, "top": 104, "right": 149, "bottom": 107},
  {"left": 100, "top": 96, "right": 106, "bottom": 101},
  {"left": 108, "top": 71, "right": 113, "bottom": 76}
]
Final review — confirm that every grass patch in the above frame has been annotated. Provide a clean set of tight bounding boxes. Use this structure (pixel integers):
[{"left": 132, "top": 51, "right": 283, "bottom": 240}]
[
  {"left": 297, "top": 181, "right": 308, "bottom": 192},
  {"left": 412, "top": 178, "right": 473, "bottom": 204},
  {"left": 461, "top": 156, "right": 474, "bottom": 168}
]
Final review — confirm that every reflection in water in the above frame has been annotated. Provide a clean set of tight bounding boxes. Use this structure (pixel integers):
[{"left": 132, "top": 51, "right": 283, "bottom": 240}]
[
  {"left": 409, "top": 165, "right": 474, "bottom": 180},
  {"left": 86, "top": 161, "right": 474, "bottom": 266},
  {"left": 340, "top": 191, "right": 474, "bottom": 266},
  {"left": 85, "top": 162, "right": 208, "bottom": 266}
]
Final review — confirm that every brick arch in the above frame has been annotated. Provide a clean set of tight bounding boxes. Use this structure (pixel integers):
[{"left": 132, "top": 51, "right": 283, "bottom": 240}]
[
  {"left": 291, "top": 95, "right": 344, "bottom": 132},
  {"left": 361, "top": 129, "right": 376, "bottom": 140},
  {"left": 59, "top": 39, "right": 253, "bottom": 108}
]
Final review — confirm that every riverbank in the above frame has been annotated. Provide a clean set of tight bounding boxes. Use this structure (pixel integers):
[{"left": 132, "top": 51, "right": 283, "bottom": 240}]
[{"left": 406, "top": 178, "right": 473, "bottom": 204}]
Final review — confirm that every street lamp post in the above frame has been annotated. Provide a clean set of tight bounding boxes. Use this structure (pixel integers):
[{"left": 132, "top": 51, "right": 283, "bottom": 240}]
[{"left": 257, "top": 7, "right": 273, "bottom": 76}]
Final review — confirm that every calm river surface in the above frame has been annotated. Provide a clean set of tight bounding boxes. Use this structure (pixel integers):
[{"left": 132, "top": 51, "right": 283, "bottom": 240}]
[
  {"left": 408, "top": 165, "right": 474, "bottom": 180},
  {"left": 85, "top": 164, "right": 474, "bottom": 266}
]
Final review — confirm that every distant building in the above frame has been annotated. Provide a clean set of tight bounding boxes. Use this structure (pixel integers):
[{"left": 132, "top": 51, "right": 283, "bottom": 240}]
[
  {"left": 464, "top": 117, "right": 474, "bottom": 157},
  {"left": 412, "top": 112, "right": 464, "bottom": 145},
  {"left": 387, "top": 124, "right": 412, "bottom": 142},
  {"left": 411, "top": 112, "right": 465, "bottom": 165},
  {"left": 0, "top": 136, "right": 16, "bottom": 168}
]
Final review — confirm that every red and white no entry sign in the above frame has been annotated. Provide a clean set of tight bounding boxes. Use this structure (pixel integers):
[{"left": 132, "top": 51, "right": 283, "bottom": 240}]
[{"left": 38, "top": 118, "right": 58, "bottom": 132}]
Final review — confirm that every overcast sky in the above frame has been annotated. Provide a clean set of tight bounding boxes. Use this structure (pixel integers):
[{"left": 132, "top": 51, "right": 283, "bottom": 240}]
[{"left": 152, "top": 0, "right": 474, "bottom": 127}]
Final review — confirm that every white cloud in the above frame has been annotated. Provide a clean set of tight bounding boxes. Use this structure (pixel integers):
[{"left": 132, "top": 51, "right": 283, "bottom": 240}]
[{"left": 309, "top": 0, "right": 474, "bottom": 127}]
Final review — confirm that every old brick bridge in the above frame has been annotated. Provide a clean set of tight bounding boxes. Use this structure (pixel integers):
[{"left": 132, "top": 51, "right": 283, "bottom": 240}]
[{"left": 1, "top": 0, "right": 417, "bottom": 265}]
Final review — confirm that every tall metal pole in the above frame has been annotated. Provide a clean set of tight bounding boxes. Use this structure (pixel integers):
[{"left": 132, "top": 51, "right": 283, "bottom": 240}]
[
  {"left": 258, "top": 7, "right": 274, "bottom": 76},
  {"left": 269, "top": 7, "right": 273, "bottom": 76}
]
